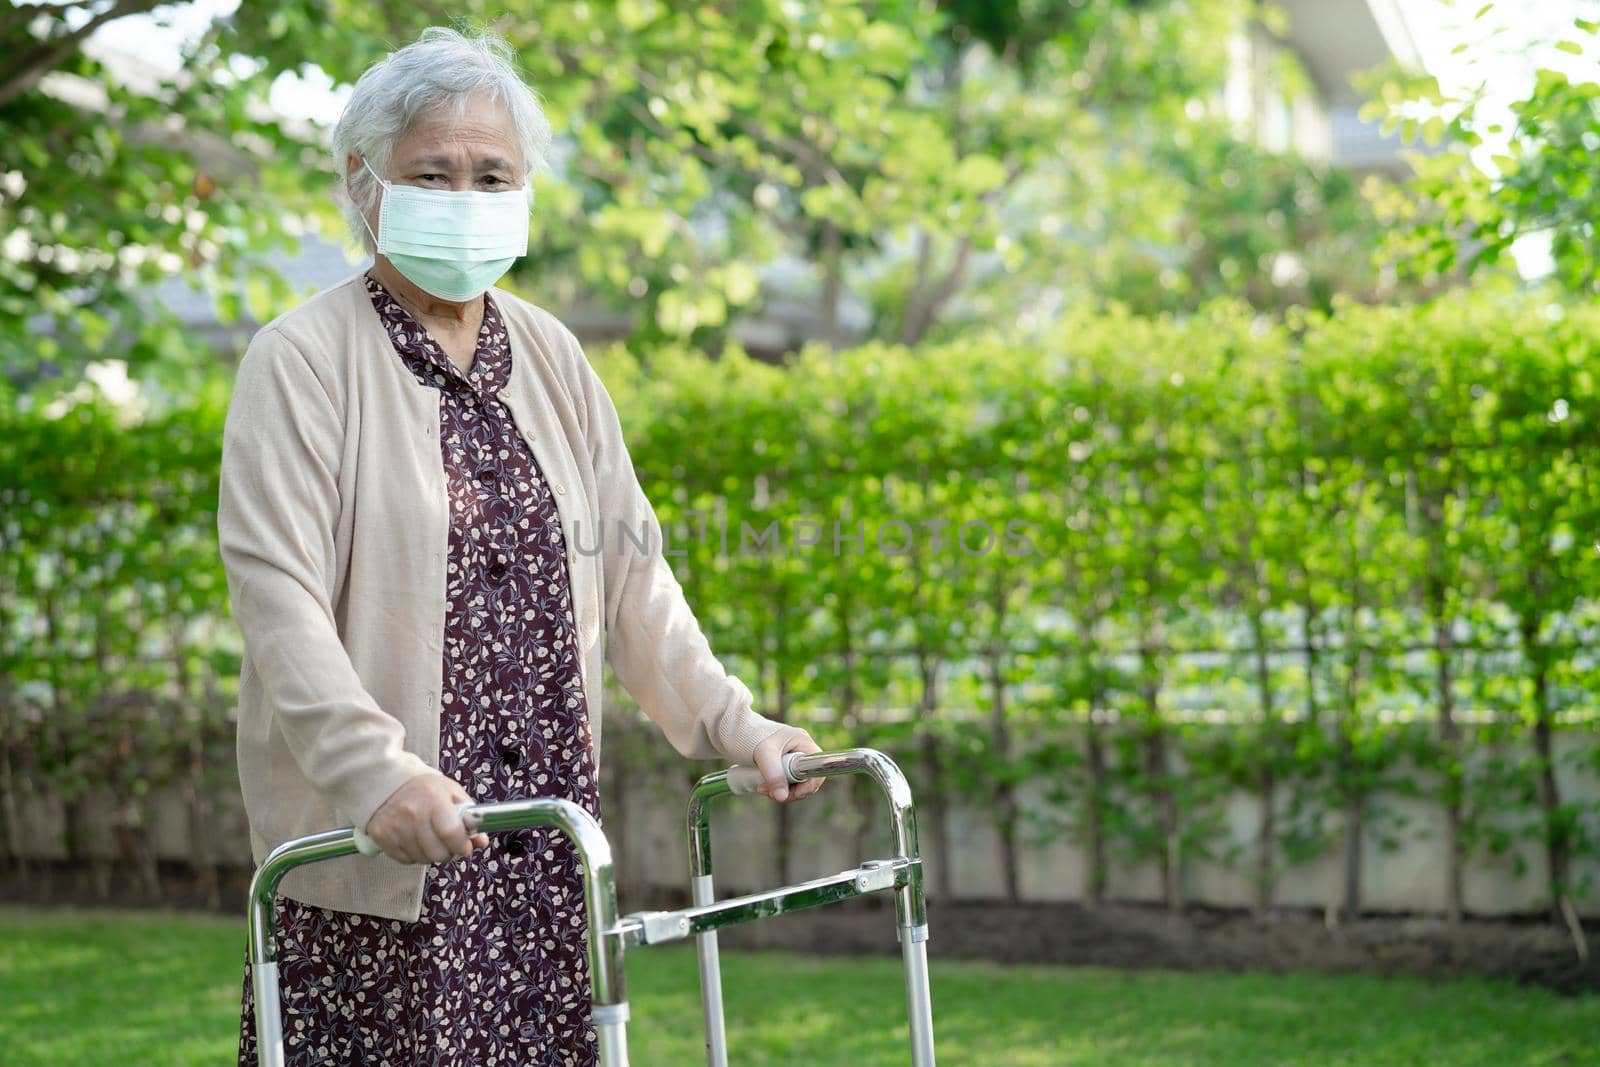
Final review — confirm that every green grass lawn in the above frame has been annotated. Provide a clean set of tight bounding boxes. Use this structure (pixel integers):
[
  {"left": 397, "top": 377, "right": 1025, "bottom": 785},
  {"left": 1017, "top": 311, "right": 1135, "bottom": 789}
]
[{"left": 0, "top": 906, "right": 1595, "bottom": 1065}]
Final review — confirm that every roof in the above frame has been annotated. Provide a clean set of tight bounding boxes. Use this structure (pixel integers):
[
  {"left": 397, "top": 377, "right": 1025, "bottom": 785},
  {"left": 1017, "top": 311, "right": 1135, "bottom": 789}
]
[{"left": 1276, "top": 0, "right": 1422, "bottom": 106}]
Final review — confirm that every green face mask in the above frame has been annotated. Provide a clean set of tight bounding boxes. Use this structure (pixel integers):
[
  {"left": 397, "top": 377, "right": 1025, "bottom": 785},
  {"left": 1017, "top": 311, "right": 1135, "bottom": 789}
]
[{"left": 360, "top": 156, "right": 531, "bottom": 302}]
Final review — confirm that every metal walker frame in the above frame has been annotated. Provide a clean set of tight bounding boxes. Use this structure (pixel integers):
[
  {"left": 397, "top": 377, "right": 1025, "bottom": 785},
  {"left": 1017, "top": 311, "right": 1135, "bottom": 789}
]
[{"left": 247, "top": 747, "right": 936, "bottom": 1066}]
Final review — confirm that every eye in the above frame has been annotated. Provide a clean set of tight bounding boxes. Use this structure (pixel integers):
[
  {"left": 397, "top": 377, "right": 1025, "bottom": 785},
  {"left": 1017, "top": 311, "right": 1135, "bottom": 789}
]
[{"left": 481, "top": 175, "right": 506, "bottom": 186}]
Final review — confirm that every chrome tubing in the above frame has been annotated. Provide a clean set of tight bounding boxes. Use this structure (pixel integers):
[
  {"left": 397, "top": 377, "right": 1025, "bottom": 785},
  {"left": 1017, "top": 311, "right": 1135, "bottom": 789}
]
[
  {"left": 686, "top": 747, "right": 935, "bottom": 1067},
  {"left": 246, "top": 797, "right": 628, "bottom": 1067},
  {"left": 691, "top": 871, "right": 726, "bottom": 1067}
]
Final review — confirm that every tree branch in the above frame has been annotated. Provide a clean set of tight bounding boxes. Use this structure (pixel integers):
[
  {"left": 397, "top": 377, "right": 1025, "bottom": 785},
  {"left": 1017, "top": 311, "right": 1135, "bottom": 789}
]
[
  {"left": 0, "top": 1, "right": 86, "bottom": 41},
  {"left": 900, "top": 157, "right": 1025, "bottom": 345},
  {"left": 626, "top": 62, "right": 858, "bottom": 192},
  {"left": 0, "top": 0, "right": 166, "bottom": 109},
  {"left": 901, "top": 236, "right": 973, "bottom": 345},
  {"left": 613, "top": 88, "right": 828, "bottom": 209}
]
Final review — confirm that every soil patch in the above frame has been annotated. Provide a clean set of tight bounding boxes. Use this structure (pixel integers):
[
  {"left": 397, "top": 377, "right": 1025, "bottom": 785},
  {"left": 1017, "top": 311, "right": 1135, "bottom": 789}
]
[
  {"left": 715, "top": 895, "right": 1599, "bottom": 994},
  {"left": 4, "top": 862, "right": 1593, "bottom": 993}
]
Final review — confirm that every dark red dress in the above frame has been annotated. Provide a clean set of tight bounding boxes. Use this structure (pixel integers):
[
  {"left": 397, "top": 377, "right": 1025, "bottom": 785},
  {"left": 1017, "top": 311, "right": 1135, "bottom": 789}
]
[{"left": 236, "top": 273, "right": 602, "bottom": 1066}]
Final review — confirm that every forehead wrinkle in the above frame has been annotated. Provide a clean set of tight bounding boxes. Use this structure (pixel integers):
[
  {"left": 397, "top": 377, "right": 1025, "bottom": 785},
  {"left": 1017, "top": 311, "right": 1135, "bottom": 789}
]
[
  {"left": 398, "top": 108, "right": 522, "bottom": 173},
  {"left": 401, "top": 152, "right": 516, "bottom": 173},
  {"left": 404, "top": 152, "right": 457, "bottom": 169}
]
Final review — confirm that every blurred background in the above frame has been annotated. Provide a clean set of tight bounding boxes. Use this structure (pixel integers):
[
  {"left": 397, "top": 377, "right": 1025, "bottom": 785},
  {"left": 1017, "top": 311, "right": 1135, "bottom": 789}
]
[{"left": 2, "top": 1, "right": 1600, "bottom": 1063}]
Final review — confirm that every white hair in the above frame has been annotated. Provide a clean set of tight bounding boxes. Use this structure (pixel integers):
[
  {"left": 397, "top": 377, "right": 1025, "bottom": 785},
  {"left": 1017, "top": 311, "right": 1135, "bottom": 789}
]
[{"left": 330, "top": 26, "right": 553, "bottom": 253}]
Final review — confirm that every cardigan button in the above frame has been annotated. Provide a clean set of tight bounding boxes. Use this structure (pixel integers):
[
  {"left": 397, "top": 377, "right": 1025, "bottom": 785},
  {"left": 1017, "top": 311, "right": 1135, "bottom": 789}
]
[{"left": 553, "top": 483, "right": 566, "bottom": 495}]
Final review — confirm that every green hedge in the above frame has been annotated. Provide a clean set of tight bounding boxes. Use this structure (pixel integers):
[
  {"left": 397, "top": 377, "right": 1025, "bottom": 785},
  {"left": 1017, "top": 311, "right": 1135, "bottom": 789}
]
[
  {"left": 0, "top": 373, "right": 235, "bottom": 901},
  {"left": 1, "top": 287, "right": 1596, "bottom": 918}
]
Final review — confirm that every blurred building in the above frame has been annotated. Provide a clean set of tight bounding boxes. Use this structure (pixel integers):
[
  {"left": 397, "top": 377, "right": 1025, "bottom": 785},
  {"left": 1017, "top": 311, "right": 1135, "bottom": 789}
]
[{"left": 1225, "top": 0, "right": 1420, "bottom": 175}]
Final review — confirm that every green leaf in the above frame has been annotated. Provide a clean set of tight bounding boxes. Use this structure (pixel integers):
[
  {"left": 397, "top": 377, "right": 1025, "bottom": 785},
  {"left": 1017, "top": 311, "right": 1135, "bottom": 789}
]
[{"left": 952, "top": 155, "right": 1008, "bottom": 196}]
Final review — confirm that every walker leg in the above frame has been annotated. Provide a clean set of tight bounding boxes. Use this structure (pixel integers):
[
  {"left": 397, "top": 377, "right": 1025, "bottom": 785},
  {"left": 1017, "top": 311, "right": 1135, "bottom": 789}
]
[
  {"left": 595, "top": 1004, "right": 631, "bottom": 1067},
  {"left": 889, "top": 764, "right": 935, "bottom": 1067},
  {"left": 692, "top": 873, "right": 731, "bottom": 1067},
  {"left": 247, "top": 802, "right": 623, "bottom": 1067},
  {"left": 687, "top": 748, "right": 939, "bottom": 1065},
  {"left": 900, "top": 933, "right": 936, "bottom": 1066},
  {"left": 252, "top": 961, "right": 284, "bottom": 1067}
]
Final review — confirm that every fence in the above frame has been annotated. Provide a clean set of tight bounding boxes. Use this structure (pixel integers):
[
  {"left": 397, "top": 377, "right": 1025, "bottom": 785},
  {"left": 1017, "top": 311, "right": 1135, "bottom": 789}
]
[
  {"left": 4, "top": 707, "right": 1597, "bottom": 921},
  {"left": 1, "top": 287, "right": 1596, "bottom": 928}
]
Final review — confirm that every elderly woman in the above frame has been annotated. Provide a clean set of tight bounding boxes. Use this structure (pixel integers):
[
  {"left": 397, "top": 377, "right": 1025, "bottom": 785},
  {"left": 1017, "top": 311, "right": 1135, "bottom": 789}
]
[{"left": 220, "top": 27, "right": 821, "bottom": 1066}]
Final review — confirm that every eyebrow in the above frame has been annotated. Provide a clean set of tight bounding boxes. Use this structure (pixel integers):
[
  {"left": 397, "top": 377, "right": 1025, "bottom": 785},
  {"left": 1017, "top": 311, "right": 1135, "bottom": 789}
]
[{"left": 406, "top": 154, "right": 516, "bottom": 173}]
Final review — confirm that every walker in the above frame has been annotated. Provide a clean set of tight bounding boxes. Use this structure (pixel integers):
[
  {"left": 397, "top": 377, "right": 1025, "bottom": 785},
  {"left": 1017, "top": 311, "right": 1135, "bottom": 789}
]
[{"left": 246, "top": 747, "right": 937, "bottom": 1066}]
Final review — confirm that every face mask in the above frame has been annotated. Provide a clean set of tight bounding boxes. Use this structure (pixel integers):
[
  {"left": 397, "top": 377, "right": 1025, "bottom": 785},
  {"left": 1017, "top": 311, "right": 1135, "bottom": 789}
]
[{"left": 358, "top": 155, "right": 531, "bottom": 302}]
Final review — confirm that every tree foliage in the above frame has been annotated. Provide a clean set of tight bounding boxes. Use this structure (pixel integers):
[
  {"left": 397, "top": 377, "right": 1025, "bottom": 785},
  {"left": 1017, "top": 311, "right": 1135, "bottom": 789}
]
[
  {"left": 1367, "top": 10, "right": 1600, "bottom": 292},
  {"left": 1, "top": 0, "right": 319, "bottom": 397},
  {"left": 3, "top": 0, "right": 1400, "bottom": 400}
]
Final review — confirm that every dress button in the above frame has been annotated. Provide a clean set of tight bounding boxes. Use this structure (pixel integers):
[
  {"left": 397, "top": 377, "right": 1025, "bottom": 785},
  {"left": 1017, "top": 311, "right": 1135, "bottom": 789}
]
[
  {"left": 503, "top": 836, "right": 527, "bottom": 858},
  {"left": 477, "top": 468, "right": 498, "bottom": 485},
  {"left": 499, "top": 741, "right": 521, "bottom": 769},
  {"left": 488, "top": 560, "right": 507, "bottom": 581}
]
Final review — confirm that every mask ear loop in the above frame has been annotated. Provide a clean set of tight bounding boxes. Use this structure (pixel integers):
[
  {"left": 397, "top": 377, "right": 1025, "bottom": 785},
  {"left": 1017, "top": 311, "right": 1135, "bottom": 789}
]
[{"left": 355, "top": 155, "right": 387, "bottom": 250}]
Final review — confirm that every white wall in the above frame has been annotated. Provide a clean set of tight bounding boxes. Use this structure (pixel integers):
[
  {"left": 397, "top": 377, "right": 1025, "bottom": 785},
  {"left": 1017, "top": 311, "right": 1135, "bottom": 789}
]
[{"left": 6, "top": 732, "right": 1596, "bottom": 920}]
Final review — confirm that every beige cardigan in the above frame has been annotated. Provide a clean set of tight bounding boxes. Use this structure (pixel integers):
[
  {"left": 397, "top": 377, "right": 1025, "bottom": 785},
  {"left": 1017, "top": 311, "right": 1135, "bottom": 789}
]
[{"left": 217, "top": 272, "right": 785, "bottom": 921}]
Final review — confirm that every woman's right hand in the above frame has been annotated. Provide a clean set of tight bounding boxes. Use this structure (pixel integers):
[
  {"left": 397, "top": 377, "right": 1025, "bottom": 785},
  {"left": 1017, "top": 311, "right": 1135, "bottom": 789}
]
[{"left": 363, "top": 771, "right": 490, "bottom": 865}]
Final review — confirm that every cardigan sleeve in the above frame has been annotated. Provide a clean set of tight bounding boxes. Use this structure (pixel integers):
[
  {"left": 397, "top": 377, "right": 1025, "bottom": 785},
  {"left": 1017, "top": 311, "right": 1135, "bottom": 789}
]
[
  {"left": 217, "top": 326, "right": 433, "bottom": 833},
  {"left": 566, "top": 337, "right": 788, "bottom": 766}
]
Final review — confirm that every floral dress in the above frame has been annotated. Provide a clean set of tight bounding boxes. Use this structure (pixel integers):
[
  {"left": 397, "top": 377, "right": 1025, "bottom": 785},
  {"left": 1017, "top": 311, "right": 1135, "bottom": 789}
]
[{"left": 236, "top": 273, "right": 602, "bottom": 1066}]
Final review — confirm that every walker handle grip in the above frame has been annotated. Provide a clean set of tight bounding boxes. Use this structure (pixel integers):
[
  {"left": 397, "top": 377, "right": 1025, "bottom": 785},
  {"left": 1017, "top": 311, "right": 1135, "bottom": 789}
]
[
  {"left": 351, "top": 803, "right": 480, "bottom": 857},
  {"left": 726, "top": 751, "right": 806, "bottom": 796},
  {"left": 353, "top": 826, "right": 381, "bottom": 857}
]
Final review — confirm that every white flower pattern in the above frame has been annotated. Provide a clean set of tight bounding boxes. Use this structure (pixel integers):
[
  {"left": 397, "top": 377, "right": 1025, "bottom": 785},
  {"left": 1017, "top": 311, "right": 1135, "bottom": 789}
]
[{"left": 236, "top": 274, "right": 602, "bottom": 1066}]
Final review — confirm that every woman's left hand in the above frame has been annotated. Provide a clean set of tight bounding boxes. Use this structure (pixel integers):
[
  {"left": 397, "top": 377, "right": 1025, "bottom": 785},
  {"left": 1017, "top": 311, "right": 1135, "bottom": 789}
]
[{"left": 750, "top": 727, "right": 825, "bottom": 803}]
